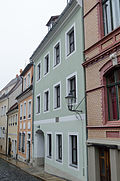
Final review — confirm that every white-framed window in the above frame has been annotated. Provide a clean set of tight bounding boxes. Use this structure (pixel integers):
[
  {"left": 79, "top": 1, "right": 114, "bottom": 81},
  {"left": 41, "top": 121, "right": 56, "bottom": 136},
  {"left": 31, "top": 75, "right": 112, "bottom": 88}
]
[
  {"left": 44, "top": 53, "right": 50, "bottom": 75},
  {"left": 18, "top": 132, "right": 22, "bottom": 151},
  {"left": 53, "top": 41, "right": 61, "bottom": 67},
  {"left": 24, "top": 77, "right": 27, "bottom": 90},
  {"left": 47, "top": 133, "right": 52, "bottom": 158},
  {"left": 65, "top": 24, "right": 76, "bottom": 57},
  {"left": 44, "top": 89, "right": 49, "bottom": 112},
  {"left": 36, "top": 94, "right": 40, "bottom": 114},
  {"left": 15, "top": 114, "right": 17, "bottom": 125},
  {"left": 11, "top": 116, "right": 13, "bottom": 126},
  {"left": 13, "top": 115, "right": 15, "bottom": 126},
  {"left": 37, "top": 62, "right": 41, "bottom": 81},
  {"left": 4, "top": 106, "right": 6, "bottom": 116},
  {"left": 20, "top": 104, "right": 22, "bottom": 120},
  {"left": 1, "top": 107, "right": 3, "bottom": 117},
  {"left": 27, "top": 72, "right": 31, "bottom": 87},
  {"left": 53, "top": 82, "right": 61, "bottom": 110},
  {"left": 66, "top": 72, "right": 77, "bottom": 104},
  {"left": 56, "top": 133, "right": 63, "bottom": 163},
  {"left": 23, "top": 102, "right": 26, "bottom": 120},
  {"left": 28, "top": 100, "right": 32, "bottom": 119},
  {"left": 22, "top": 132, "right": 25, "bottom": 153},
  {"left": 68, "top": 133, "right": 79, "bottom": 169},
  {"left": 9, "top": 117, "right": 11, "bottom": 126}
]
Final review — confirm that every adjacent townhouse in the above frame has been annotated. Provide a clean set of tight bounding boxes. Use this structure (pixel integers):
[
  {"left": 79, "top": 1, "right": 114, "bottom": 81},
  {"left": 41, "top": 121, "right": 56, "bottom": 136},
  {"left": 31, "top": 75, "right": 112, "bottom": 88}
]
[
  {"left": 83, "top": 0, "right": 120, "bottom": 181},
  {"left": 0, "top": 75, "right": 21, "bottom": 155},
  {"left": 30, "top": 0, "right": 87, "bottom": 181},
  {"left": 16, "top": 62, "right": 33, "bottom": 163}
]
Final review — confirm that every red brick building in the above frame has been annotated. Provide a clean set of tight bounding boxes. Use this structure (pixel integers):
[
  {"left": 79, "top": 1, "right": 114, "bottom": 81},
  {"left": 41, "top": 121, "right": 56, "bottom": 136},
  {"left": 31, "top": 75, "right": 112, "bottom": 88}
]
[{"left": 83, "top": 0, "right": 120, "bottom": 181}]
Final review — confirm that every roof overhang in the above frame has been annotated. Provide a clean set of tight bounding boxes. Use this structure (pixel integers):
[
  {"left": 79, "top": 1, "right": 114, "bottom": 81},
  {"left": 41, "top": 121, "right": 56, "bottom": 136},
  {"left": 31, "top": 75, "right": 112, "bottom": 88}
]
[{"left": 76, "top": 0, "right": 82, "bottom": 7}]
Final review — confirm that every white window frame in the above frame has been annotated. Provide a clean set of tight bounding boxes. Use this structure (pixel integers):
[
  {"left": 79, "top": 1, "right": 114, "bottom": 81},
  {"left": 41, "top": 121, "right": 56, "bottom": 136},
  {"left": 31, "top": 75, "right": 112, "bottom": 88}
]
[
  {"left": 65, "top": 23, "right": 76, "bottom": 59},
  {"left": 28, "top": 100, "right": 32, "bottom": 119},
  {"left": 43, "top": 89, "right": 50, "bottom": 113},
  {"left": 46, "top": 132, "right": 53, "bottom": 159},
  {"left": 15, "top": 114, "right": 17, "bottom": 125},
  {"left": 27, "top": 72, "right": 31, "bottom": 87},
  {"left": 36, "top": 61, "right": 41, "bottom": 82},
  {"left": 36, "top": 94, "right": 41, "bottom": 115},
  {"left": 23, "top": 101, "right": 26, "bottom": 120},
  {"left": 55, "top": 132, "right": 63, "bottom": 164},
  {"left": 22, "top": 132, "right": 25, "bottom": 153},
  {"left": 4, "top": 105, "right": 6, "bottom": 116},
  {"left": 20, "top": 103, "right": 23, "bottom": 121},
  {"left": 68, "top": 132, "right": 79, "bottom": 170},
  {"left": 66, "top": 72, "right": 78, "bottom": 104},
  {"left": 24, "top": 77, "right": 27, "bottom": 90},
  {"left": 43, "top": 52, "right": 50, "bottom": 76},
  {"left": 53, "top": 40, "right": 61, "bottom": 69},
  {"left": 53, "top": 81, "right": 61, "bottom": 110}
]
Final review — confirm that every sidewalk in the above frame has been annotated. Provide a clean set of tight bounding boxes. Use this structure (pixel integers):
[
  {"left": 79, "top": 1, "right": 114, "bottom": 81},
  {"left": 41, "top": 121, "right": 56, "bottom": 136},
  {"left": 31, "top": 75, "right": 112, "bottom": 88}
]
[{"left": 0, "top": 154, "right": 67, "bottom": 181}]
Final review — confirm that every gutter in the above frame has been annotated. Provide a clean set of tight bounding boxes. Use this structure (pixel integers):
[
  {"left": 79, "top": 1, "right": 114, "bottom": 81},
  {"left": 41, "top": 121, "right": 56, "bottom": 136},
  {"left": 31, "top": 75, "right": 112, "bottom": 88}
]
[{"left": 6, "top": 97, "right": 9, "bottom": 156}]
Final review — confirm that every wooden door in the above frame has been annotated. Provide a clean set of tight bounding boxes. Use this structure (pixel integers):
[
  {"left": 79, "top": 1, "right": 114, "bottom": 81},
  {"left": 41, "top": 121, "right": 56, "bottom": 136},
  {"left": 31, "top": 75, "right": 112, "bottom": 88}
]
[{"left": 99, "top": 148, "right": 111, "bottom": 181}]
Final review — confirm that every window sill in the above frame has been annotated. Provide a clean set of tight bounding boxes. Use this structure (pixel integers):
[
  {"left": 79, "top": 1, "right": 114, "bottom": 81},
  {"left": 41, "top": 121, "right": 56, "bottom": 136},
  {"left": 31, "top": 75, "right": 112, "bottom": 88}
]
[
  {"left": 47, "top": 156, "right": 52, "bottom": 159},
  {"left": 56, "top": 159, "right": 62, "bottom": 163},
  {"left": 69, "top": 163, "right": 78, "bottom": 169}
]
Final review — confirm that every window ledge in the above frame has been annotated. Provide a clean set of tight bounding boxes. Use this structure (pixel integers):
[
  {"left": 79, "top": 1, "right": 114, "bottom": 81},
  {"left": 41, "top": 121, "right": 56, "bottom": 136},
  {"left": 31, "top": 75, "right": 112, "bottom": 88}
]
[
  {"left": 47, "top": 156, "right": 52, "bottom": 159},
  {"left": 56, "top": 159, "right": 62, "bottom": 163},
  {"left": 69, "top": 163, "right": 78, "bottom": 169}
]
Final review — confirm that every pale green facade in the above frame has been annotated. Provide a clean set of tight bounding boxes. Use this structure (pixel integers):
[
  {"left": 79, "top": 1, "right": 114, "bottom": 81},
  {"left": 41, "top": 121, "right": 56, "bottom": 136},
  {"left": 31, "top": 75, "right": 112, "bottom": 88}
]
[{"left": 31, "top": 1, "right": 87, "bottom": 181}]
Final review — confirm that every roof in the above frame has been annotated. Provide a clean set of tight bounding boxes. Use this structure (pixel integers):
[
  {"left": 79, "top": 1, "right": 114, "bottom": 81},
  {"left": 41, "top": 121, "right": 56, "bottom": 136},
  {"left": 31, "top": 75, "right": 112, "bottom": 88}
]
[
  {"left": 6, "top": 102, "right": 18, "bottom": 115},
  {"left": 0, "top": 77, "right": 18, "bottom": 92},
  {"left": 16, "top": 84, "right": 33, "bottom": 100},
  {"left": 30, "top": 0, "right": 80, "bottom": 61},
  {"left": 46, "top": 16, "right": 59, "bottom": 26},
  {"left": 20, "top": 62, "right": 33, "bottom": 76}
]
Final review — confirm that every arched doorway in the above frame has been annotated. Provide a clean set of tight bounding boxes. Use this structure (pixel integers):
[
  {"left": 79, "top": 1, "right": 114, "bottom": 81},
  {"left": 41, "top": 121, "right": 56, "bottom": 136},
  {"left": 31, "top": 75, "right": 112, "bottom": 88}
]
[{"left": 36, "top": 129, "right": 45, "bottom": 166}]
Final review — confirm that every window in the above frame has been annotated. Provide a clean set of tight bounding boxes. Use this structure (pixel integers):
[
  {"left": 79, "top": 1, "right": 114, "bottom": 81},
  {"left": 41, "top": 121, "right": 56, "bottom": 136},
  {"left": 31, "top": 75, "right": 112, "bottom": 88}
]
[
  {"left": 54, "top": 42, "right": 60, "bottom": 66},
  {"left": 4, "top": 106, "right": 6, "bottom": 116},
  {"left": 20, "top": 104, "right": 22, "bottom": 120},
  {"left": 102, "top": 0, "right": 120, "bottom": 35},
  {"left": 23, "top": 102, "right": 26, "bottom": 120},
  {"left": 47, "top": 134, "right": 52, "bottom": 158},
  {"left": 22, "top": 133, "right": 25, "bottom": 153},
  {"left": 44, "top": 54, "right": 49, "bottom": 75},
  {"left": 18, "top": 133, "right": 21, "bottom": 151},
  {"left": 28, "top": 101, "right": 32, "bottom": 118},
  {"left": 13, "top": 115, "right": 15, "bottom": 126},
  {"left": 56, "top": 134, "right": 62, "bottom": 162},
  {"left": 11, "top": 116, "right": 13, "bottom": 126},
  {"left": 69, "top": 135, "right": 78, "bottom": 167},
  {"left": 27, "top": 73, "right": 31, "bottom": 87},
  {"left": 54, "top": 84, "right": 60, "bottom": 109},
  {"left": 24, "top": 77, "right": 27, "bottom": 90},
  {"left": 68, "top": 76, "right": 76, "bottom": 103},
  {"left": 66, "top": 25, "right": 75, "bottom": 56},
  {"left": 37, "top": 62, "right": 41, "bottom": 81},
  {"left": 36, "top": 95, "right": 40, "bottom": 114},
  {"left": 106, "top": 68, "right": 120, "bottom": 121},
  {"left": 1, "top": 107, "right": 3, "bottom": 117},
  {"left": 44, "top": 90, "right": 49, "bottom": 112},
  {"left": 15, "top": 114, "right": 17, "bottom": 125}
]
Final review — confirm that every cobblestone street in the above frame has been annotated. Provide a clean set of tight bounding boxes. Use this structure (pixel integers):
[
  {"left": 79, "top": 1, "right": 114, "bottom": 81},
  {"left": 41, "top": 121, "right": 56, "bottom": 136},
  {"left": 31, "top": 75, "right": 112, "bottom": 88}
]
[{"left": 0, "top": 158, "right": 42, "bottom": 181}]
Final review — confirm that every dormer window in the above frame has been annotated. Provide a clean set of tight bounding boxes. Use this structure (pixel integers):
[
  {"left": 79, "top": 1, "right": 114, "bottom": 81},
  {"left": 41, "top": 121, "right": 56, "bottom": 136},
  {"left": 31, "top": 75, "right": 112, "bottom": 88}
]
[{"left": 46, "top": 16, "right": 59, "bottom": 31}]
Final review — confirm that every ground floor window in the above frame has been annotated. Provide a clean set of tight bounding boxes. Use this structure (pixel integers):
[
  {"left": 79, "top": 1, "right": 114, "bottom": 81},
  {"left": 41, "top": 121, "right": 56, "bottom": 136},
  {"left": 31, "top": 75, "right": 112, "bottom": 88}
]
[
  {"left": 56, "top": 134, "right": 62, "bottom": 162},
  {"left": 47, "top": 133, "right": 52, "bottom": 158}
]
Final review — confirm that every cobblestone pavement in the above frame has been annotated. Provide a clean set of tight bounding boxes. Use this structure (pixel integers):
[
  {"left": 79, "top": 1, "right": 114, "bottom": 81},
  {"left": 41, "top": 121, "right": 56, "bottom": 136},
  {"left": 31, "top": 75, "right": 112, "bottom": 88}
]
[{"left": 0, "top": 158, "right": 42, "bottom": 181}]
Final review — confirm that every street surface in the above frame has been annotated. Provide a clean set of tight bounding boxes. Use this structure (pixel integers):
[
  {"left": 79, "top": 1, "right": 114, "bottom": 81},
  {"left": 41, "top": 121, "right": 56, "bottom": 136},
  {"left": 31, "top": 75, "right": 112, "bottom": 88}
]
[{"left": 0, "top": 158, "right": 42, "bottom": 181}]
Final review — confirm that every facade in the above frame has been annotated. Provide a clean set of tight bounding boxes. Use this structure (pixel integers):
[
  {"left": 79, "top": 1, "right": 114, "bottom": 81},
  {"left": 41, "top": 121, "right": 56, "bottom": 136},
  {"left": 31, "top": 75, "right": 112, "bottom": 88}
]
[
  {"left": 0, "top": 76, "right": 21, "bottom": 154},
  {"left": 30, "top": 0, "right": 87, "bottom": 181},
  {"left": 7, "top": 103, "right": 18, "bottom": 158},
  {"left": 16, "top": 62, "right": 33, "bottom": 163},
  {"left": 83, "top": 0, "right": 120, "bottom": 181}
]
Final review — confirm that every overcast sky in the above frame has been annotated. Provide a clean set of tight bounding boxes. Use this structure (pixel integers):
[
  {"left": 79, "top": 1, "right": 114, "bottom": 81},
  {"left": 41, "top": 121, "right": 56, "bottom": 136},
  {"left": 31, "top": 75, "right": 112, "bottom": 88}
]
[{"left": 0, "top": 0, "right": 67, "bottom": 90}]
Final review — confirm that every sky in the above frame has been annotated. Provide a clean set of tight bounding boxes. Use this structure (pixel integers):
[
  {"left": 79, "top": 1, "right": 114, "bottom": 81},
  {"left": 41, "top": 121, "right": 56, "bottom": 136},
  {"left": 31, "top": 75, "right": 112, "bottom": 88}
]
[{"left": 0, "top": 0, "right": 67, "bottom": 90}]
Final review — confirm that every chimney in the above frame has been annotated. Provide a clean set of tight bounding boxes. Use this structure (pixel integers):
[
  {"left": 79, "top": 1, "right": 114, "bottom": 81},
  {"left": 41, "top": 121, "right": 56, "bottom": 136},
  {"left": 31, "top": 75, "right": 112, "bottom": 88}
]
[{"left": 20, "top": 69, "right": 22, "bottom": 74}]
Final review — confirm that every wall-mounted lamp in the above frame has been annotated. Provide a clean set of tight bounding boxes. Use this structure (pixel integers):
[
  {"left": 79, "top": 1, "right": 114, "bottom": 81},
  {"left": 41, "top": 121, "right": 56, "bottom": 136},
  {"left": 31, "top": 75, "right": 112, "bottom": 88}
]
[{"left": 65, "top": 91, "right": 83, "bottom": 113}]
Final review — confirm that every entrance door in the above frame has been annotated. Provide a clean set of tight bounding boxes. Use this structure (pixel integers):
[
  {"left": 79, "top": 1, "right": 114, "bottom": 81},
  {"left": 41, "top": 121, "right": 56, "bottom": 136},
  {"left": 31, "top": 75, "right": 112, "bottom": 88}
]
[
  {"left": 99, "top": 148, "right": 111, "bottom": 181},
  {"left": 28, "top": 141, "right": 30, "bottom": 162}
]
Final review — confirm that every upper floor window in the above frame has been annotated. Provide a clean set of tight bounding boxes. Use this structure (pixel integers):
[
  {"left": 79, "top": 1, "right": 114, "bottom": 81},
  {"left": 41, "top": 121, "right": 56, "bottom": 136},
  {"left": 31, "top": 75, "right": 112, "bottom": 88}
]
[
  {"left": 102, "top": 0, "right": 120, "bottom": 36},
  {"left": 36, "top": 95, "right": 40, "bottom": 114},
  {"left": 106, "top": 68, "right": 120, "bottom": 121},
  {"left": 44, "top": 90, "right": 49, "bottom": 112},
  {"left": 23, "top": 102, "right": 26, "bottom": 120},
  {"left": 54, "top": 83, "right": 61, "bottom": 109},
  {"left": 24, "top": 77, "right": 27, "bottom": 90},
  {"left": 37, "top": 62, "right": 41, "bottom": 81},
  {"left": 68, "top": 76, "right": 76, "bottom": 103},
  {"left": 44, "top": 54, "right": 49, "bottom": 75},
  {"left": 66, "top": 25, "right": 75, "bottom": 56},
  {"left": 28, "top": 100, "right": 32, "bottom": 118},
  {"left": 20, "top": 104, "right": 23, "bottom": 120},
  {"left": 54, "top": 42, "right": 60, "bottom": 67},
  {"left": 27, "top": 73, "right": 31, "bottom": 87}
]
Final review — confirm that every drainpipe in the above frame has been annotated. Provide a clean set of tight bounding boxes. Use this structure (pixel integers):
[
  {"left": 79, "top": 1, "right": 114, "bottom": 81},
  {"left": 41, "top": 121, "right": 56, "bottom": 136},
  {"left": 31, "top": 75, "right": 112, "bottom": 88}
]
[
  {"left": 82, "top": 0, "right": 88, "bottom": 180},
  {"left": 6, "top": 97, "right": 9, "bottom": 156},
  {"left": 32, "top": 61, "right": 35, "bottom": 164}
]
